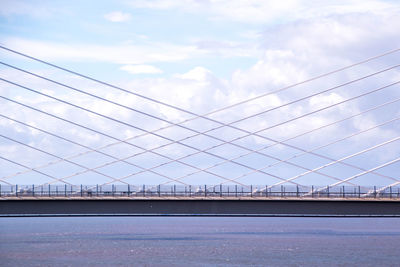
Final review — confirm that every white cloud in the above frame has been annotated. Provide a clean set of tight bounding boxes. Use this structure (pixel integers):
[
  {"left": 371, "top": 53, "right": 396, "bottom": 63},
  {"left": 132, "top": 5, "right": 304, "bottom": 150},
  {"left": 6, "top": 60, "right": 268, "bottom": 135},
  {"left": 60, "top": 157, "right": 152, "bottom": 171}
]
[
  {"left": 120, "top": 64, "right": 163, "bottom": 74},
  {"left": 104, "top": 11, "right": 132, "bottom": 22},
  {"left": 0, "top": 0, "right": 62, "bottom": 18},
  {"left": 174, "top": 67, "right": 212, "bottom": 81},
  {"left": 2, "top": 0, "right": 400, "bottom": 186},
  {"left": 1, "top": 37, "right": 200, "bottom": 65},
  {"left": 128, "top": 0, "right": 399, "bottom": 24}
]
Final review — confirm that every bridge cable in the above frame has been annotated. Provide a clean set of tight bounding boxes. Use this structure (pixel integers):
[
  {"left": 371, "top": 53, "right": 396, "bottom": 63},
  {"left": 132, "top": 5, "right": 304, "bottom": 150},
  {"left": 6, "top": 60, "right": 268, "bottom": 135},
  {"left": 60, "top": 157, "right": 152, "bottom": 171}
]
[
  {"left": 4, "top": 95, "right": 398, "bottom": 187},
  {"left": 2, "top": 77, "right": 397, "bottom": 187},
  {"left": 184, "top": 98, "right": 400, "bottom": 188},
  {"left": 0, "top": 134, "right": 134, "bottom": 184},
  {"left": 310, "top": 155, "right": 400, "bottom": 195},
  {"left": 2, "top": 79, "right": 396, "bottom": 187},
  {"left": 1, "top": 62, "right": 399, "bottom": 179},
  {"left": 119, "top": 80, "right": 400, "bottom": 187},
  {"left": 0, "top": 44, "right": 399, "bottom": 125},
  {"left": 1, "top": 64, "right": 398, "bottom": 184},
  {"left": 80, "top": 81, "right": 400, "bottom": 188},
  {"left": 0, "top": 155, "right": 72, "bottom": 185},
  {"left": 0, "top": 95, "right": 252, "bottom": 187},
  {"left": 0, "top": 114, "right": 190, "bottom": 186},
  {"left": 180, "top": 115, "right": 400, "bottom": 190},
  {"left": 264, "top": 120, "right": 400, "bottom": 189}
]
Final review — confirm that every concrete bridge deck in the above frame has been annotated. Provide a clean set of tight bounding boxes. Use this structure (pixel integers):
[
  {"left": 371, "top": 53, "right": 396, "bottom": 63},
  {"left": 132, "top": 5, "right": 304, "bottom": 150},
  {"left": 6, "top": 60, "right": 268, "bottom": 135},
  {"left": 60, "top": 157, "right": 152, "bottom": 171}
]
[{"left": 1, "top": 197, "right": 400, "bottom": 217}]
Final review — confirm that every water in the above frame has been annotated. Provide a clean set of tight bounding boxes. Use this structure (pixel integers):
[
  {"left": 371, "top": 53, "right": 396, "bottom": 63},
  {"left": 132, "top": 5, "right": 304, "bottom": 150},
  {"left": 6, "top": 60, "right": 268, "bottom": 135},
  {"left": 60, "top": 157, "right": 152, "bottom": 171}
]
[{"left": 1, "top": 217, "right": 399, "bottom": 266}]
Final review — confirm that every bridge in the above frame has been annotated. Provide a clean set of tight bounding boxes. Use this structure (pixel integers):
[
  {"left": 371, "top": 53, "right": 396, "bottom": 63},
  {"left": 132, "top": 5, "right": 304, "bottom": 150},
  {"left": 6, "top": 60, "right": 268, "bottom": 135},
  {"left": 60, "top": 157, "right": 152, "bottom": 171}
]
[{"left": 0, "top": 45, "right": 400, "bottom": 216}]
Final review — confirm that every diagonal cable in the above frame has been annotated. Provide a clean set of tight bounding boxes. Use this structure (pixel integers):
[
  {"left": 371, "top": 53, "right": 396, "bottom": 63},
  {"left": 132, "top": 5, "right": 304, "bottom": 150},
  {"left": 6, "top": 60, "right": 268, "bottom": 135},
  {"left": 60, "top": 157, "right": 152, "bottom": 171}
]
[
  {"left": 0, "top": 155, "right": 71, "bottom": 185},
  {"left": 96, "top": 81, "right": 400, "bottom": 187},
  {"left": 0, "top": 77, "right": 327, "bottom": 186},
  {"left": 1, "top": 44, "right": 399, "bottom": 124},
  {"left": 112, "top": 80, "right": 400, "bottom": 186},
  {"left": 1, "top": 49, "right": 399, "bottom": 177},
  {"left": 6, "top": 90, "right": 398, "bottom": 188},
  {"left": 1, "top": 61, "right": 399, "bottom": 180},
  {"left": 299, "top": 137, "right": 400, "bottom": 196},
  {"left": 0, "top": 95, "right": 251, "bottom": 186},
  {"left": 2, "top": 78, "right": 397, "bottom": 187},
  {"left": 0, "top": 134, "right": 130, "bottom": 184},
  {"left": 4, "top": 94, "right": 399, "bottom": 186},
  {"left": 311, "top": 156, "right": 400, "bottom": 194},
  {"left": 172, "top": 115, "right": 400, "bottom": 189},
  {"left": 0, "top": 114, "right": 190, "bottom": 186},
  {"left": 186, "top": 97, "right": 400, "bottom": 187},
  {"left": 260, "top": 118, "right": 400, "bottom": 190},
  {"left": 1, "top": 115, "right": 295, "bottom": 187},
  {"left": 1, "top": 65, "right": 398, "bottom": 184}
]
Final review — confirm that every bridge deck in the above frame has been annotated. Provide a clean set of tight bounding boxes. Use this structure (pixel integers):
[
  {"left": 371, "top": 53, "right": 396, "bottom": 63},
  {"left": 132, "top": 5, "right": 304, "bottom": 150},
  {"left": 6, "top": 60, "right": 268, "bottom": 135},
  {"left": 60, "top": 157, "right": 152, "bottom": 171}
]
[{"left": 1, "top": 197, "right": 400, "bottom": 217}]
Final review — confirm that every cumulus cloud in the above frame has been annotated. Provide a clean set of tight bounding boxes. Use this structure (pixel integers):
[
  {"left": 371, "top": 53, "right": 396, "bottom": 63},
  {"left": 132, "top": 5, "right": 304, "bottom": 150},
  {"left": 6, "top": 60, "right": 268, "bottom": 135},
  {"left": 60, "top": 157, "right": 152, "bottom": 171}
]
[
  {"left": 104, "top": 11, "right": 132, "bottom": 22},
  {"left": 1, "top": 0, "right": 400, "bottom": 186},
  {"left": 1, "top": 37, "right": 199, "bottom": 65},
  {"left": 120, "top": 64, "right": 163, "bottom": 74},
  {"left": 128, "top": 0, "right": 399, "bottom": 24},
  {"left": 0, "top": 0, "right": 62, "bottom": 18}
]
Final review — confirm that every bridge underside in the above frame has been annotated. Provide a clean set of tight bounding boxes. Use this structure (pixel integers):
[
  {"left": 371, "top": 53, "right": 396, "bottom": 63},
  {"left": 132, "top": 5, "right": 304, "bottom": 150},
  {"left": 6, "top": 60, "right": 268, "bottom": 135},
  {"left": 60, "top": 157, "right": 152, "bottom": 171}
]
[{"left": 1, "top": 198, "right": 400, "bottom": 217}]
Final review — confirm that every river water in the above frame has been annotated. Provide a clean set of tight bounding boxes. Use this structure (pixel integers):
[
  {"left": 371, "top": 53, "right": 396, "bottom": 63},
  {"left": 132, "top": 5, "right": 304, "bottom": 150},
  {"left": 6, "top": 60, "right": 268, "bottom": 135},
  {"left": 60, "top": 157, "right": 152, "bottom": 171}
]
[{"left": 1, "top": 217, "right": 399, "bottom": 266}]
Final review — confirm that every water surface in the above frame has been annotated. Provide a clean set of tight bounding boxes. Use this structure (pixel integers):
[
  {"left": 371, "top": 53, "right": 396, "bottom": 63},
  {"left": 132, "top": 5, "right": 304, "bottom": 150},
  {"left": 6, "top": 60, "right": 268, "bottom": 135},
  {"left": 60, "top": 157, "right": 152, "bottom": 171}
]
[{"left": 1, "top": 217, "right": 399, "bottom": 266}]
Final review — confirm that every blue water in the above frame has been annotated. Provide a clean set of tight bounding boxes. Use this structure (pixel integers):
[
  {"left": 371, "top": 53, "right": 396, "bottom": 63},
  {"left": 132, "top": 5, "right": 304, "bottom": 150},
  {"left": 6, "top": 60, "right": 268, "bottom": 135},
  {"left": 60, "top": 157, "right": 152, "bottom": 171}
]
[{"left": 1, "top": 217, "right": 399, "bottom": 266}]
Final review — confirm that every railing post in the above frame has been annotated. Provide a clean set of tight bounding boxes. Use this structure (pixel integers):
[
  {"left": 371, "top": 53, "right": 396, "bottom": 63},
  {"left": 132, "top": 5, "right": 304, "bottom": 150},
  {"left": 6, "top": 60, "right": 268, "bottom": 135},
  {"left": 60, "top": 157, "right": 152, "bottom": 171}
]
[
  {"left": 174, "top": 185, "right": 176, "bottom": 197},
  {"left": 158, "top": 185, "right": 161, "bottom": 197},
  {"left": 374, "top": 186, "right": 376, "bottom": 198},
  {"left": 143, "top": 184, "right": 145, "bottom": 197},
  {"left": 281, "top": 185, "right": 283, "bottom": 198},
  {"left": 311, "top": 185, "right": 314, "bottom": 198},
  {"left": 96, "top": 184, "right": 99, "bottom": 197},
  {"left": 81, "top": 184, "right": 83, "bottom": 197},
  {"left": 32, "top": 184, "right": 35, "bottom": 197},
  {"left": 390, "top": 186, "right": 392, "bottom": 199},
  {"left": 41, "top": 185, "right": 43, "bottom": 196},
  {"left": 250, "top": 185, "right": 253, "bottom": 197},
  {"left": 342, "top": 185, "right": 345, "bottom": 198},
  {"left": 56, "top": 186, "right": 58, "bottom": 197},
  {"left": 16, "top": 184, "right": 18, "bottom": 197},
  {"left": 235, "top": 185, "right": 238, "bottom": 198},
  {"left": 0, "top": 184, "right": 2, "bottom": 197},
  {"left": 227, "top": 186, "right": 230, "bottom": 197},
  {"left": 327, "top": 186, "right": 329, "bottom": 198},
  {"left": 359, "top": 186, "right": 361, "bottom": 198},
  {"left": 205, "top": 185, "right": 207, "bottom": 197},
  {"left": 265, "top": 185, "right": 268, "bottom": 198},
  {"left": 189, "top": 185, "right": 191, "bottom": 197},
  {"left": 220, "top": 184, "right": 222, "bottom": 197},
  {"left": 49, "top": 184, "right": 51, "bottom": 197},
  {"left": 127, "top": 184, "right": 130, "bottom": 196}
]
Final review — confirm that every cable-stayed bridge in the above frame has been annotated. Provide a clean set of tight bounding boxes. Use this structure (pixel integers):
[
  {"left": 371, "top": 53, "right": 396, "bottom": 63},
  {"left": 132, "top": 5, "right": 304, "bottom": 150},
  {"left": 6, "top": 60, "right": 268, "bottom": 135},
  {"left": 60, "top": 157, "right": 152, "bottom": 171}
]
[{"left": 0, "top": 46, "right": 400, "bottom": 216}]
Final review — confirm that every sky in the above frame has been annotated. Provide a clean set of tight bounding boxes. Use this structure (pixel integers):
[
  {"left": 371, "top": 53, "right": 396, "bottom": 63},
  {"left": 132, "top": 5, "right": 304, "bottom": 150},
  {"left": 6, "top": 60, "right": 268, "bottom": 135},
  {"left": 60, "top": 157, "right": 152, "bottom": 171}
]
[{"left": 0, "top": 0, "right": 400, "bottom": 189}]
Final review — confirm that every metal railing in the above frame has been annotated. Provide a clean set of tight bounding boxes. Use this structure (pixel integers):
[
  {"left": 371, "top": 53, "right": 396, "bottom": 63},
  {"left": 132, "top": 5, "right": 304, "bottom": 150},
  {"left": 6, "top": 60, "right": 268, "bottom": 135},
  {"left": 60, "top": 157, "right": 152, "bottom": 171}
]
[{"left": 1, "top": 184, "right": 400, "bottom": 199}]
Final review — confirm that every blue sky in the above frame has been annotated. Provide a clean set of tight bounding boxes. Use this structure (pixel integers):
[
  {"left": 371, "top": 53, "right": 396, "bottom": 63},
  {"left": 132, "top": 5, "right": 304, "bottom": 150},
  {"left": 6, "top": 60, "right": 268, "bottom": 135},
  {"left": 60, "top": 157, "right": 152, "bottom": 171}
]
[
  {"left": 0, "top": 0, "right": 400, "bottom": 188},
  {"left": 0, "top": 0, "right": 263, "bottom": 79}
]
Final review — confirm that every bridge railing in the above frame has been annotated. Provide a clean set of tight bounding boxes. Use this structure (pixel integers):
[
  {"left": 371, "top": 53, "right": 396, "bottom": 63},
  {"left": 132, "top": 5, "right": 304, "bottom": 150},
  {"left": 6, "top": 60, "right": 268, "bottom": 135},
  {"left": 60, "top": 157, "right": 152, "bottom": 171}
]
[{"left": 1, "top": 184, "right": 400, "bottom": 199}]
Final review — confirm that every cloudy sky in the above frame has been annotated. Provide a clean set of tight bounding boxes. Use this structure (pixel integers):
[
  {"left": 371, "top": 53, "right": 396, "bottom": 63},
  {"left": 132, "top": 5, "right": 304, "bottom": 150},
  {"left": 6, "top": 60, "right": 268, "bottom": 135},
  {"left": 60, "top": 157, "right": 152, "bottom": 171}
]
[{"left": 0, "top": 0, "right": 399, "bottom": 189}]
